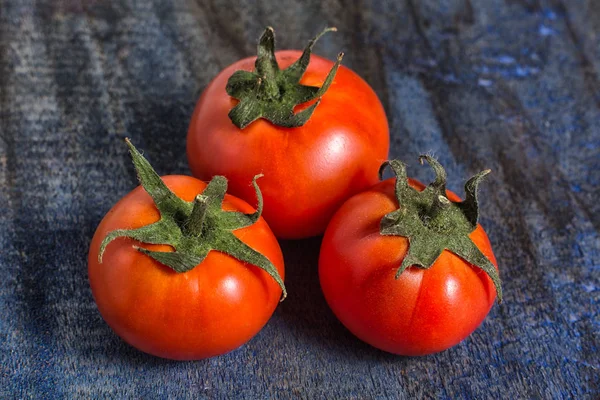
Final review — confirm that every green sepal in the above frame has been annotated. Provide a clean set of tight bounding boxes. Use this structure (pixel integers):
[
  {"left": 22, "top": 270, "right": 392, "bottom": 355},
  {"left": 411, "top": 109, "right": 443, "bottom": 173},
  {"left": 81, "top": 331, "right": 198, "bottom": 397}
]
[
  {"left": 98, "top": 139, "right": 287, "bottom": 300},
  {"left": 225, "top": 26, "right": 343, "bottom": 129},
  {"left": 379, "top": 156, "right": 502, "bottom": 303}
]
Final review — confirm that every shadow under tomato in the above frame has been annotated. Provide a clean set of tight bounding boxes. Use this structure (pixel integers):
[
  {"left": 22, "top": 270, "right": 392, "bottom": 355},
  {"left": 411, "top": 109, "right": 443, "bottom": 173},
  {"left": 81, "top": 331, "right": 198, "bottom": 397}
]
[{"left": 275, "top": 236, "right": 407, "bottom": 363}]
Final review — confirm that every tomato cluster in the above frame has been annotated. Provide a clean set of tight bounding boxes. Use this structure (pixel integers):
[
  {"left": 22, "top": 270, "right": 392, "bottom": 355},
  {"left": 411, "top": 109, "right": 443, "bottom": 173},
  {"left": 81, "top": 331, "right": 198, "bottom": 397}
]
[{"left": 89, "top": 27, "right": 501, "bottom": 360}]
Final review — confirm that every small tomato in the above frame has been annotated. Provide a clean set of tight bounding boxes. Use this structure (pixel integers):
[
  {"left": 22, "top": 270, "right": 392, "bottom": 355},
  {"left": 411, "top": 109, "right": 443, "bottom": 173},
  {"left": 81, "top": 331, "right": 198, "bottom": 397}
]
[
  {"left": 187, "top": 27, "right": 389, "bottom": 239},
  {"left": 88, "top": 140, "right": 285, "bottom": 360},
  {"left": 319, "top": 156, "right": 502, "bottom": 356}
]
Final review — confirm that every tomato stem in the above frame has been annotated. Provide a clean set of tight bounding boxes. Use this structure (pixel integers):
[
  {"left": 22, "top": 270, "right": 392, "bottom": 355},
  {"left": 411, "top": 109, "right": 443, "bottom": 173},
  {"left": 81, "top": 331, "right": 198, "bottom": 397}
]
[
  {"left": 225, "top": 26, "right": 343, "bottom": 129},
  {"left": 379, "top": 156, "right": 503, "bottom": 303},
  {"left": 186, "top": 194, "right": 209, "bottom": 237}
]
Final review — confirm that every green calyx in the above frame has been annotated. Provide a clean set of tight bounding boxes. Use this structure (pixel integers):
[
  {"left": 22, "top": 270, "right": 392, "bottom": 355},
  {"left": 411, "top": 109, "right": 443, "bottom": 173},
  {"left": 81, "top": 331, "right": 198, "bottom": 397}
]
[
  {"left": 379, "top": 156, "right": 502, "bottom": 303},
  {"left": 225, "top": 26, "right": 344, "bottom": 129},
  {"left": 98, "top": 139, "right": 287, "bottom": 300}
]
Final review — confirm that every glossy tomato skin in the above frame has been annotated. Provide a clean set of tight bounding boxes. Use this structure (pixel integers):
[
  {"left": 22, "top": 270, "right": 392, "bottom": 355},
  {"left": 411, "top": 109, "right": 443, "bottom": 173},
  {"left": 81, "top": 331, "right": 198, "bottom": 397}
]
[
  {"left": 187, "top": 50, "right": 389, "bottom": 239},
  {"left": 88, "top": 175, "right": 284, "bottom": 360},
  {"left": 319, "top": 178, "right": 498, "bottom": 356}
]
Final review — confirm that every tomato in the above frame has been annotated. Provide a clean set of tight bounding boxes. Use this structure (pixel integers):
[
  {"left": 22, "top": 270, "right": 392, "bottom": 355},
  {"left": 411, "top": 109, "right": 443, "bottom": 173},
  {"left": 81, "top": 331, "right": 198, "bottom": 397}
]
[
  {"left": 319, "top": 158, "right": 501, "bottom": 356},
  {"left": 187, "top": 28, "right": 389, "bottom": 239},
  {"left": 88, "top": 141, "right": 285, "bottom": 360}
]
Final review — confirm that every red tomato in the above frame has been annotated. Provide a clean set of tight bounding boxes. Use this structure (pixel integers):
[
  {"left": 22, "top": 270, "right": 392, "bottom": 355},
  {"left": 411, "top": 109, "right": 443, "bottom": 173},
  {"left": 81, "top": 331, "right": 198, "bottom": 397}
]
[
  {"left": 88, "top": 175, "right": 284, "bottom": 360},
  {"left": 319, "top": 178, "right": 498, "bottom": 356},
  {"left": 187, "top": 50, "right": 389, "bottom": 239}
]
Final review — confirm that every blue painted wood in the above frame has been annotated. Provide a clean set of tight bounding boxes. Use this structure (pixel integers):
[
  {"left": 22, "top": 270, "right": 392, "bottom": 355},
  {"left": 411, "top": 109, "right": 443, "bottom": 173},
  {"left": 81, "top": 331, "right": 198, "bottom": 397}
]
[{"left": 0, "top": 0, "right": 598, "bottom": 398}]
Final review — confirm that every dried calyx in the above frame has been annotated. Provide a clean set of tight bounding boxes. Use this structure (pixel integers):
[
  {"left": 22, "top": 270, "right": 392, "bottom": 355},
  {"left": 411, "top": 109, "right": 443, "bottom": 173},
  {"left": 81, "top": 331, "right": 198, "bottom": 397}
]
[
  {"left": 99, "top": 139, "right": 286, "bottom": 300},
  {"left": 379, "top": 156, "right": 502, "bottom": 303},
  {"left": 226, "top": 26, "right": 343, "bottom": 129}
]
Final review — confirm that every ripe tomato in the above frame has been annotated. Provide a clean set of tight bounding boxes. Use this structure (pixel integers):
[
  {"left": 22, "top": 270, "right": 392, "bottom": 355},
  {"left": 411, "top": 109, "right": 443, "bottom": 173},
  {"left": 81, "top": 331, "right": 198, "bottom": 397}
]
[
  {"left": 187, "top": 28, "right": 389, "bottom": 239},
  {"left": 89, "top": 142, "right": 285, "bottom": 360},
  {"left": 319, "top": 158, "right": 500, "bottom": 356}
]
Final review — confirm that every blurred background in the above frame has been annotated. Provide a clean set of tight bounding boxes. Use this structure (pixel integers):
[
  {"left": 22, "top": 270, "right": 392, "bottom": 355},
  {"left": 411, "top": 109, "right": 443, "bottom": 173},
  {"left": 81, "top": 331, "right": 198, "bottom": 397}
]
[{"left": 1, "top": 0, "right": 598, "bottom": 398}]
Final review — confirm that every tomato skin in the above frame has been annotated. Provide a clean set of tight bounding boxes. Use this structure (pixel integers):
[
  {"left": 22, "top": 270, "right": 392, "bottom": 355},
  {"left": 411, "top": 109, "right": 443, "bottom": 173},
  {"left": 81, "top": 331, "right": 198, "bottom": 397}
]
[
  {"left": 187, "top": 50, "right": 389, "bottom": 239},
  {"left": 88, "top": 175, "right": 284, "bottom": 360},
  {"left": 318, "top": 178, "right": 498, "bottom": 356}
]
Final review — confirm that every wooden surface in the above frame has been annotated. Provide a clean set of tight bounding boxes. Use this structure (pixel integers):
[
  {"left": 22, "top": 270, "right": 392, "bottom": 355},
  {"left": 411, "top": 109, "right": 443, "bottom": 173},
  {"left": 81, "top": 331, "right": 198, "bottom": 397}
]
[{"left": 1, "top": 0, "right": 598, "bottom": 398}]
